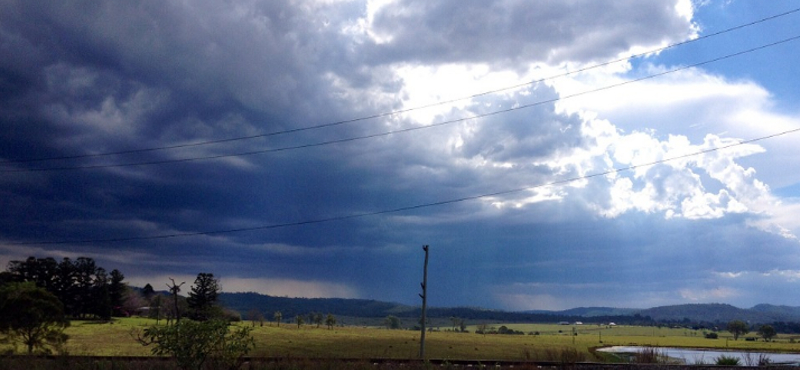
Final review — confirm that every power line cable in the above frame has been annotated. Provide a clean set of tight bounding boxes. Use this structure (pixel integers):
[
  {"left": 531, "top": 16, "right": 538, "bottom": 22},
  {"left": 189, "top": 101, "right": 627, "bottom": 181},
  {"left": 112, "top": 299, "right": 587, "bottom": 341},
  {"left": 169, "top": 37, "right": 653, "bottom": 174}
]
[
  {"left": 2, "top": 6, "right": 799, "bottom": 165},
  {"left": 5, "top": 33, "right": 800, "bottom": 173},
  {"left": 8, "top": 126, "right": 800, "bottom": 246}
]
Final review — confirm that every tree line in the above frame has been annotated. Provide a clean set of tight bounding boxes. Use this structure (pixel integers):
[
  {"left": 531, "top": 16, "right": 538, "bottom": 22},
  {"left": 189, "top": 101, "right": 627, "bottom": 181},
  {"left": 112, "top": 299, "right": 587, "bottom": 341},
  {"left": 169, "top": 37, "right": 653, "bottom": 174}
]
[
  {"left": 0, "top": 256, "right": 126, "bottom": 320},
  {"left": 0, "top": 256, "right": 133, "bottom": 354},
  {"left": 0, "top": 255, "right": 242, "bottom": 356}
]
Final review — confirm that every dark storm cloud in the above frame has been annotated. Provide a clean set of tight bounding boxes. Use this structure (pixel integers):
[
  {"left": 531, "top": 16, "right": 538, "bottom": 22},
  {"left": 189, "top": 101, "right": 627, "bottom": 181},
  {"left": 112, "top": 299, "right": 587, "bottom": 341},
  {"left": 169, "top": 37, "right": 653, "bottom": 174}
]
[
  {"left": 0, "top": 0, "right": 385, "bottom": 162},
  {"left": 3, "top": 0, "right": 797, "bottom": 310},
  {"left": 0, "top": 1, "right": 390, "bottom": 276}
]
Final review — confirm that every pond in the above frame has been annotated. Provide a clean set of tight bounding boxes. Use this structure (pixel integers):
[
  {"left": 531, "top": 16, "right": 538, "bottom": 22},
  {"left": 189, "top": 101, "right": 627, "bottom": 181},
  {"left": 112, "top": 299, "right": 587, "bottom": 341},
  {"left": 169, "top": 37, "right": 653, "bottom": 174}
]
[{"left": 597, "top": 346, "right": 800, "bottom": 365}]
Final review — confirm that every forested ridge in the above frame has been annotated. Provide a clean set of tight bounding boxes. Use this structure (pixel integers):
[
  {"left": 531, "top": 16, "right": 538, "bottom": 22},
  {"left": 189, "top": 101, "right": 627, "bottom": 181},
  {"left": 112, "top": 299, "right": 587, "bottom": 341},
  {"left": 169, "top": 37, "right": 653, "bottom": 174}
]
[{"left": 219, "top": 292, "right": 800, "bottom": 332}]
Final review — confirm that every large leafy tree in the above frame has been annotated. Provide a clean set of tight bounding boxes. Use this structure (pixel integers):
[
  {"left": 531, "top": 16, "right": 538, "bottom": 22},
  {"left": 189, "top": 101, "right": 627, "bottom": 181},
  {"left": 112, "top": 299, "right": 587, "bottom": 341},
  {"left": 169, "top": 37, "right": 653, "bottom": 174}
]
[
  {"left": 758, "top": 324, "right": 777, "bottom": 342},
  {"left": 0, "top": 282, "right": 69, "bottom": 354},
  {"left": 726, "top": 320, "right": 749, "bottom": 341},
  {"left": 187, "top": 273, "right": 220, "bottom": 321}
]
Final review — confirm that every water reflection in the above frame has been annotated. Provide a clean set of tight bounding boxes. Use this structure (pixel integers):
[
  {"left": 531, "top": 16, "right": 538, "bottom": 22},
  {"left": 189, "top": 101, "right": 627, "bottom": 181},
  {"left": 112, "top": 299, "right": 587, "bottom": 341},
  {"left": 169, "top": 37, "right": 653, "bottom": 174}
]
[{"left": 598, "top": 346, "right": 800, "bottom": 365}]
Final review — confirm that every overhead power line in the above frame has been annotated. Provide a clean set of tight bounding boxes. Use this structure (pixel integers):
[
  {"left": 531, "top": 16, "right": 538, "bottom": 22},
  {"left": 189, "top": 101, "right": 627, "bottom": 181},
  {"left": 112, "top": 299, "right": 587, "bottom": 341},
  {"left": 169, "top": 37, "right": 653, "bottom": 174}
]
[
  {"left": 1, "top": 6, "right": 799, "bottom": 166},
  {"left": 8, "top": 126, "right": 800, "bottom": 246},
  {"left": 4, "top": 33, "right": 800, "bottom": 173}
]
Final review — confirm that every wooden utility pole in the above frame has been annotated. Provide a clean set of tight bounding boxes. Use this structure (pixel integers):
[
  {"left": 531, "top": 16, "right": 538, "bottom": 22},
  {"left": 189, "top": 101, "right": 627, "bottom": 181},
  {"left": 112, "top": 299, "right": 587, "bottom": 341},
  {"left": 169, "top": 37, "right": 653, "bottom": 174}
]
[{"left": 419, "top": 245, "right": 429, "bottom": 359}]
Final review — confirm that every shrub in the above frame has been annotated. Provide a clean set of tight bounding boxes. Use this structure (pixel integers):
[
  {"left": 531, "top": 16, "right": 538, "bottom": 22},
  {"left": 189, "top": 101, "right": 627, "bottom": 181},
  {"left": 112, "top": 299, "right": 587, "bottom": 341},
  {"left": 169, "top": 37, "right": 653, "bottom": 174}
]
[
  {"left": 704, "top": 332, "right": 718, "bottom": 339},
  {"left": 223, "top": 308, "right": 242, "bottom": 322},
  {"left": 136, "top": 320, "right": 254, "bottom": 370},
  {"left": 540, "top": 347, "right": 587, "bottom": 364},
  {"left": 715, "top": 355, "right": 741, "bottom": 365},
  {"left": 633, "top": 347, "right": 664, "bottom": 364}
]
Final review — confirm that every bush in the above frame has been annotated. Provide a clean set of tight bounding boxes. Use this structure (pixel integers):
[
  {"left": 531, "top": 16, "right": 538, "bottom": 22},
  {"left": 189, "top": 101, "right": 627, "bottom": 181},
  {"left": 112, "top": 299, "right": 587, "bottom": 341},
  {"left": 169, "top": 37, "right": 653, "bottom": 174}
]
[
  {"left": 633, "top": 347, "right": 664, "bottom": 364},
  {"left": 136, "top": 320, "right": 254, "bottom": 370},
  {"left": 704, "top": 332, "right": 718, "bottom": 339},
  {"left": 223, "top": 308, "right": 242, "bottom": 322},
  {"left": 715, "top": 355, "right": 741, "bottom": 365},
  {"left": 539, "top": 347, "right": 587, "bottom": 364}
]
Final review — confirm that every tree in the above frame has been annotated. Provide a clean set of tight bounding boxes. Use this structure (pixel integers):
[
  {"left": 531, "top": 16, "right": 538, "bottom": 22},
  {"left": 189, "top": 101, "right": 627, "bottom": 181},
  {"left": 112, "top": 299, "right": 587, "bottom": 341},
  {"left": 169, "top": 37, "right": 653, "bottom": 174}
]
[
  {"left": 5, "top": 256, "right": 119, "bottom": 319},
  {"left": 295, "top": 315, "right": 304, "bottom": 328},
  {"left": 137, "top": 319, "right": 254, "bottom": 370},
  {"left": 727, "top": 320, "right": 749, "bottom": 341},
  {"left": 477, "top": 323, "right": 489, "bottom": 336},
  {"left": 187, "top": 273, "right": 220, "bottom": 321},
  {"left": 6, "top": 257, "right": 59, "bottom": 292},
  {"left": 758, "top": 324, "right": 777, "bottom": 342},
  {"left": 122, "top": 288, "right": 147, "bottom": 317},
  {"left": 0, "top": 282, "right": 69, "bottom": 354},
  {"left": 7, "top": 257, "right": 73, "bottom": 314},
  {"left": 313, "top": 312, "right": 323, "bottom": 328},
  {"left": 167, "top": 278, "right": 186, "bottom": 323},
  {"left": 247, "top": 309, "right": 264, "bottom": 327},
  {"left": 109, "top": 269, "right": 126, "bottom": 316},
  {"left": 90, "top": 267, "right": 112, "bottom": 320},
  {"left": 273, "top": 311, "right": 282, "bottom": 327},
  {"left": 142, "top": 283, "right": 155, "bottom": 300},
  {"left": 73, "top": 257, "right": 101, "bottom": 318},
  {"left": 450, "top": 316, "right": 460, "bottom": 331},
  {"left": 325, "top": 314, "right": 337, "bottom": 329},
  {"left": 384, "top": 315, "right": 401, "bottom": 329},
  {"left": 55, "top": 257, "right": 78, "bottom": 316}
]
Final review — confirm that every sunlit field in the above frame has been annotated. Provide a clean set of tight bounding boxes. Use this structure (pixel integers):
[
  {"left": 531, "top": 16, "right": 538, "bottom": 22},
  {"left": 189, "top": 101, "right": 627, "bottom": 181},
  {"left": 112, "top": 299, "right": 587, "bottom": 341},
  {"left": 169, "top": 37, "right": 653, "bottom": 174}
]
[
  {"left": 5, "top": 318, "right": 798, "bottom": 361},
  {"left": 471, "top": 323, "right": 800, "bottom": 354}
]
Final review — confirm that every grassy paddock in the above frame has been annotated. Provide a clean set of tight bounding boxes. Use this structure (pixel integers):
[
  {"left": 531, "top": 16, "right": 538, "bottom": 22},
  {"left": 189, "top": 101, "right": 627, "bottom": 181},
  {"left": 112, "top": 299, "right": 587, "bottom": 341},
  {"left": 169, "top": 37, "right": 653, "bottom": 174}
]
[
  {"left": 3, "top": 318, "right": 800, "bottom": 361},
  {"left": 474, "top": 323, "right": 800, "bottom": 353},
  {"left": 0, "top": 357, "right": 545, "bottom": 370}
]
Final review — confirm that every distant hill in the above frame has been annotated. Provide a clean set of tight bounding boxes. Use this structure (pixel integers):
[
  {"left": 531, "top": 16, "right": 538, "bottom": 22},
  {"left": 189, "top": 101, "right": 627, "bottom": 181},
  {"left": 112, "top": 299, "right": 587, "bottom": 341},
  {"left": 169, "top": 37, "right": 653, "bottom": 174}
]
[
  {"left": 215, "top": 291, "right": 800, "bottom": 326},
  {"left": 219, "top": 292, "right": 415, "bottom": 320},
  {"left": 638, "top": 303, "right": 797, "bottom": 324},
  {"left": 641, "top": 303, "right": 741, "bottom": 322},
  {"left": 219, "top": 293, "right": 648, "bottom": 325},
  {"left": 750, "top": 304, "right": 800, "bottom": 321},
  {"left": 552, "top": 304, "right": 800, "bottom": 324},
  {"left": 553, "top": 307, "right": 639, "bottom": 317}
]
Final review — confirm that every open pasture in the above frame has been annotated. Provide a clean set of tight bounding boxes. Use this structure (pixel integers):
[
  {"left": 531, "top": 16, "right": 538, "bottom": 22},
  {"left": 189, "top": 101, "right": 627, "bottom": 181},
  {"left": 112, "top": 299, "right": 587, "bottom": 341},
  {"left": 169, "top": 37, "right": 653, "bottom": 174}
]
[
  {"left": 478, "top": 323, "right": 800, "bottom": 353},
  {"left": 6, "top": 318, "right": 800, "bottom": 361},
  {"left": 59, "top": 319, "right": 588, "bottom": 361}
]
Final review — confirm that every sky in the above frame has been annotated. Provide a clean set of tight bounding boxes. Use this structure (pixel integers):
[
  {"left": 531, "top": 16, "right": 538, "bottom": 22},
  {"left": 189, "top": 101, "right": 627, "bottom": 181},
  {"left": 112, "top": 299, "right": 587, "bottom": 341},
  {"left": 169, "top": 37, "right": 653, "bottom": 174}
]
[{"left": 2, "top": 0, "right": 800, "bottom": 311}]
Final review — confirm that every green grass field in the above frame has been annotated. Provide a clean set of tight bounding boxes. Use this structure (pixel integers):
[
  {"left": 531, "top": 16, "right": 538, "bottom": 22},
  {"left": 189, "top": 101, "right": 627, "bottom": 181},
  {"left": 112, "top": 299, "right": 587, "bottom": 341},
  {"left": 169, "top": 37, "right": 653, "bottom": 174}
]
[{"left": 5, "top": 318, "right": 800, "bottom": 361}]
